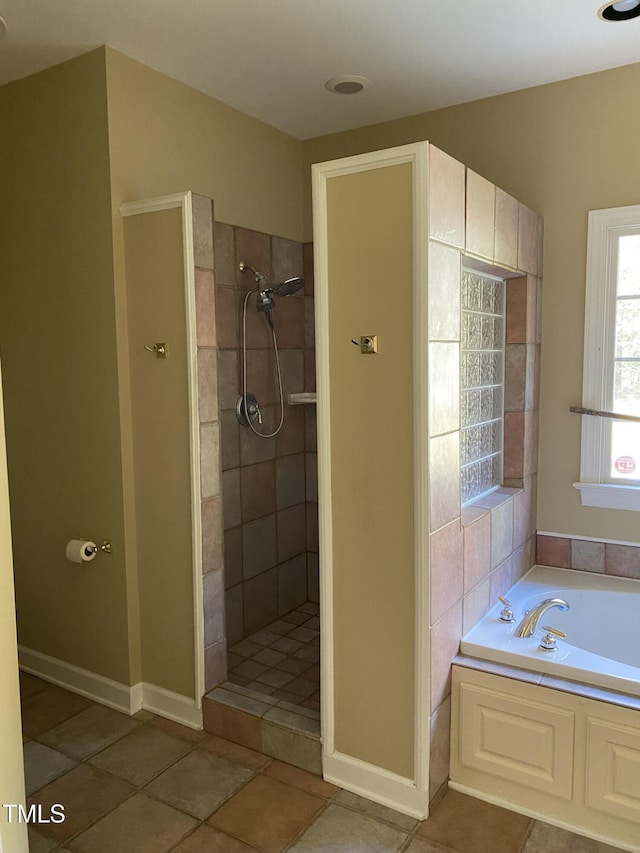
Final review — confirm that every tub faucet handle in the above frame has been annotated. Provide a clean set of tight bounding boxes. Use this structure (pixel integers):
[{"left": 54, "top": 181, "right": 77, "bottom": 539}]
[
  {"left": 498, "top": 596, "right": 515, "bottom": 623},
  {"left": 540, "top": 625, "right": 567, "bottom": 652}
]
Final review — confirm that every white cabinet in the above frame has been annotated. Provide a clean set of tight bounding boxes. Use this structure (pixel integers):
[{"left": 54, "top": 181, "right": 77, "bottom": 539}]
[
  {"left": 451, "top": 666, "right": 640, "bottom": 852},
  {"left": 459, "top": 681, "right": 574, "bottom": 798},
  {"left": 587, "top": 717, "right": 640, "bottom": 824}
]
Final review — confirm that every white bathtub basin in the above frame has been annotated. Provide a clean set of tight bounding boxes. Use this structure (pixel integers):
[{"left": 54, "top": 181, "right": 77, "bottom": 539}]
[{"left": 461, "top": 564, "right": 640, "bottom": 697}]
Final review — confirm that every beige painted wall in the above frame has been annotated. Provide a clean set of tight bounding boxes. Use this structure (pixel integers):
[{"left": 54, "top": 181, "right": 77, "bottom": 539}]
[
  {"left": 327, "top": 163, "right": 415, "bottom": 778},
  {"left": 0, "top": 51, "right": 137, "bottom": 684},
  {"left": 304, "top": 62, "right": 640, "bottom": 544},
  {"left": 0, "top": 368, "right": 28, "bottom": 851},
  {"left": 105, "top": 48, "right": 304, "bottom": 242},
  {"left": 0, "top": 45, "right": 306, "bottom": 695},
  {"left": 105, "top": 48, "right": 305, "bottom": 694},
  {"left": 123, "top": 208, "right": 195, "bottom": 698}
]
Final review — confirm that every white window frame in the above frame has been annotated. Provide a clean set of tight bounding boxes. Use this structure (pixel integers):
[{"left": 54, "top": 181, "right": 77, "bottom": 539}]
[{"left": 574, "top": 204, "right": 640, "bottom": 511}]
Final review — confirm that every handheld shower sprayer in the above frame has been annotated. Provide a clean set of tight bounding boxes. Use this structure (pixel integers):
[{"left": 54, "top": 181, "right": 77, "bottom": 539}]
[{"left": 237, "top": 261, "right": 305, "bottom": 438}]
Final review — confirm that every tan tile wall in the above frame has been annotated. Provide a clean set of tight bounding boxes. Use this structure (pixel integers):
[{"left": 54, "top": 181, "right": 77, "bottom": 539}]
[
  {"left": 192, "top": 195, "right": 227, "bottom": 692},
  {"left": 537, "top": 534, "right": 640, "bottom": 579},
  {"left": 427, "top": 147, "right": 543, "bottom": 799}
]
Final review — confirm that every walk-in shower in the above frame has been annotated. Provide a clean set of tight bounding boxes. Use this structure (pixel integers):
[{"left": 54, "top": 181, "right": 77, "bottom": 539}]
[
  {"left": 216, "top": 229, "right": 320, "bottom": 737},
  {"left": 237, "top": 261, "right": 304, "bottom": 437}
]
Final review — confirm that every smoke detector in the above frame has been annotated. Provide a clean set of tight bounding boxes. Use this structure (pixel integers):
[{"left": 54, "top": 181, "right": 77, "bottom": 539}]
[
  {"left": 599, "top": 0, "right": 640, "bottom": 19},
  {"left": 325, "top": 76, "right": 370, "bottom": 95}
]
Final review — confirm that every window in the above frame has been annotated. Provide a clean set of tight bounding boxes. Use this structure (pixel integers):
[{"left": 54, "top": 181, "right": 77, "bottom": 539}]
[
  {"left": 460, "top": 269, "right": 505, "bottom": 505},
  {"left": 574, "top": 205, "right": 640, "bottom": 511}
]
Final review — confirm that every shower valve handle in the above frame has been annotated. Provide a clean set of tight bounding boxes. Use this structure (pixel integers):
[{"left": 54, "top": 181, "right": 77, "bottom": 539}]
[{"left": 248, "top": 399, "right": 262, "bottom": 424}]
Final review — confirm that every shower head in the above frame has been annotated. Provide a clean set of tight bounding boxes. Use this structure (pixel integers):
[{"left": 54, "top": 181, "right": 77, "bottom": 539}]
[
  {"left": 239, "top": 262, "right": 303, "bottom": 305},
  {"left": 273, "top": 277, "right": 304, "bottom": 297}
]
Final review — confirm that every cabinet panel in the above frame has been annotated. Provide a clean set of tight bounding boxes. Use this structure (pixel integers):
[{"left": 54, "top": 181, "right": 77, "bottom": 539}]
[
  {"left": 459, "top": 682, "right": 574, "bottom": 799},
  {"left": 587, "top": 717, "right": 640, "bottom": 823}
]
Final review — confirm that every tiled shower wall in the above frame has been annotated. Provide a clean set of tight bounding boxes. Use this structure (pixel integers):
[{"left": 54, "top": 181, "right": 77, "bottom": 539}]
[
  {"left": 426, "top": 147, "right": 543, "bottom": 800},
  {"left": 213, "top": 223, "right": 318, "bottom": 645}
]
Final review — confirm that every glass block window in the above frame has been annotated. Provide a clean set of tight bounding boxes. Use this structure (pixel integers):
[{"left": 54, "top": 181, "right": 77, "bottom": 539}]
[{"left": 460, "top": 269, "right": 505, "bottom": 505}]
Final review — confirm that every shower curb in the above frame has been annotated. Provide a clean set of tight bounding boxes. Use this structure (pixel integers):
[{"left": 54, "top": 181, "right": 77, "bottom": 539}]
[{"left": 202, "top": 684, "right": 322, "bottom": 775}]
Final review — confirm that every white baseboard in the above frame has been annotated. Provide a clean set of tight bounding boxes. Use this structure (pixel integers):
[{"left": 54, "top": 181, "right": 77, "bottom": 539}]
[
  {"left": 139, "top": 681, "right": 202, "bottom": 729},
  {"left": 323, "top": 751, "right": 428, "bottom": 819},
  {"left": 19, "top": 646, "right": 136, "bottom": 715},
  {"left": 18, "top": 646, "right": 202, "bottom": 729}
]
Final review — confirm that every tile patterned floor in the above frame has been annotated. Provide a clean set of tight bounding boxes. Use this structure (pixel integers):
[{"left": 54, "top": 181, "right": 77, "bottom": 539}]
[
  {"left": 227, "top": 602, "right": 320, "bottom": 713},
  {"left": 20, "top": 672, "right": 627, "bottom": 852}
]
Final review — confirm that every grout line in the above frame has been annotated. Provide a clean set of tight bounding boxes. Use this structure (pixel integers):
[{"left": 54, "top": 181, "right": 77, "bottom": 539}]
[
  {"left": 31, "top": 721, "right": 274, "bottom": 850},
  {"left": 518, "top": 817, "right": 536, "bottom": 853},
  {"left": 281, "top": 797, "right": 335, "bottom": 852},
  {"left": 226, "top": 604, "right": 321, "bottom": 715},
  {"left": 33, "top": 733, "right": 201, "bottom": 846}
]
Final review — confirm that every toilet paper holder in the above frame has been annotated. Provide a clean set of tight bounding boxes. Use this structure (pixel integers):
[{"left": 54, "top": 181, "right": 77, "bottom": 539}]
[{"left": 82, "top": 539, "right": 112, "bottom": 555}]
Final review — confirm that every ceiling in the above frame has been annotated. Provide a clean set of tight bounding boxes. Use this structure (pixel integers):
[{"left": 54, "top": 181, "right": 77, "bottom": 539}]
[{"left": 1, "top": 0, "right": 639, "bottom": 140}]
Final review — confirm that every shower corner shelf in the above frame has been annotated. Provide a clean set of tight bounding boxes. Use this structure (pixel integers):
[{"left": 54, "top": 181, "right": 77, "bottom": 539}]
[{"left": 288, "top": 392, "right": 317, "bottom": 406}]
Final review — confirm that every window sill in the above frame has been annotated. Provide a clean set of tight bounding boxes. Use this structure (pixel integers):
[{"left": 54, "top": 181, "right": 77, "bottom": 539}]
[
  {"left": 461, "top": 485, "right": 523, "bottom": 528},
  {"left": 573, "top": 482, "right": 640, "bottom": 511}
]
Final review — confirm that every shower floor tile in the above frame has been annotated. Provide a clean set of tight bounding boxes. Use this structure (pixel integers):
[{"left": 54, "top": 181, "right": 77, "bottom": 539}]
[{"left": 227, "top": 602, "right": 321, "bottom": 714}]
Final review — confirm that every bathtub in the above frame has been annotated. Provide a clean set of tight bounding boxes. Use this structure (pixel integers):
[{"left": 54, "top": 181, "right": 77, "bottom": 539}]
[{"left": 461, "top": 564, "right": 640, "bottom": 698}]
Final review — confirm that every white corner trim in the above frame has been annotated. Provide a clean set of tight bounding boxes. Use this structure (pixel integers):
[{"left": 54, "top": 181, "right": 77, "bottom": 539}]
[
  {"left": 323, "top": 751, "right": 428, "bottom": 819},
  {"left": 313, "top": 142, "right": 431, "bottom": 179},
  {"left": 18, "top": 646, "right": 203, "bottom": 729},
  {"left": 312, "top": 151, "right": 335, "bottom": 757},
  {"left": 119, "top": 192, "right": 190, "bottom": 216},
  {"left": 573, "top": 482, "right": 640, "bottom": 511},
  {"left": 18, "top": 646, "right": 138, "bottom": 715},
  {"left": 412, "top": 143, "right": 431, "bottom": 797},
  {"left": 138, "top": 682, "right": 203, "bottom": 729},
  {"left": 182, "top": 191, "right": 205, "bottom": 710}
]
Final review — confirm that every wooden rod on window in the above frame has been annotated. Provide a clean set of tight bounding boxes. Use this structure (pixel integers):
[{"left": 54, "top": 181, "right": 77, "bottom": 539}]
[{"left": 570, "top": 406, "right": 640, "bottom": 424}]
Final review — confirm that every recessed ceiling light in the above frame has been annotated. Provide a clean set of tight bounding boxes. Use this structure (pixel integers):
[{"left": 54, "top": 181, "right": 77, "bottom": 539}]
[
  {"left": 0, "top": 14, "right": 7, "bottom": 40},
  {"left": 599, "top": 0, "right": 640, "bottom": 20},
  {"left": 325, "top": 76, "right": 370, "bottom": 95}
]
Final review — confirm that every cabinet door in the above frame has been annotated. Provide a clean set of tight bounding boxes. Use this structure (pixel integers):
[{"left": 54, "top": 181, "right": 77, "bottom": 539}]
[
  {"left": 459, "top": 681, "right": 575, "bottom": 799},
  {"left": 586, "top": 716, "right": 640, "bottom": 823}
]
